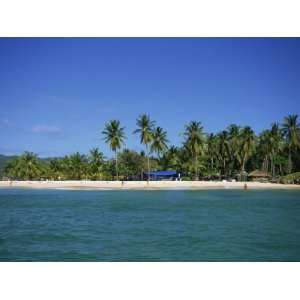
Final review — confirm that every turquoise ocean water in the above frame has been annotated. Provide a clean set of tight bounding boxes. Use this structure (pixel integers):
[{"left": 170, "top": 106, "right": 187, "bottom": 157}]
[{"left": 0, "top": 188, "right": 300, "bottom": 261}]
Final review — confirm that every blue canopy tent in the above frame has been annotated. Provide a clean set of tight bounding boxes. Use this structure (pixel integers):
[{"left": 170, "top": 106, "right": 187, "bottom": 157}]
[{"left": 144, "top": 170, "right": 178, "bottom": 180}]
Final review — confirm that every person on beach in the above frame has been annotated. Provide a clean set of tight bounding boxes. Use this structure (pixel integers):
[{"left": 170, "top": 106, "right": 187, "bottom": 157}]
[{"left": 244, "top": 183, "right": 248, "bottom": 190}]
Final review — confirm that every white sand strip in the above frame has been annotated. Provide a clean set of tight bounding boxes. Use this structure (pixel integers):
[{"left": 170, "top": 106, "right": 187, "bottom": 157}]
[{"left": 0, "top": 180, "right": 300, "bottom": 190}]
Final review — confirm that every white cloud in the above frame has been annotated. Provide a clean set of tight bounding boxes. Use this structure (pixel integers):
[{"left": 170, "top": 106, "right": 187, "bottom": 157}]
[{"left": 32, "top": 125, "right": 62, "bottom": 134}]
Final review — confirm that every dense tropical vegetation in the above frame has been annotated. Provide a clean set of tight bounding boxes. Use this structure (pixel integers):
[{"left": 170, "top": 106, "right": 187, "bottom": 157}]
[{"left": 2, "top": 114, "right": 300, "bottom": 182}]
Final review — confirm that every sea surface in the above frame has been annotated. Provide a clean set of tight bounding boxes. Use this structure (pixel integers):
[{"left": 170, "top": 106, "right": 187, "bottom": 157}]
[{"left": 0, "top": 188, "right": 300, "bottom": 261}]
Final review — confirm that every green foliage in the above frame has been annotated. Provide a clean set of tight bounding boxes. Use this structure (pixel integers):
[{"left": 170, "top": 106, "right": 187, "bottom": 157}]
[
  {"left": 160, "top": 146, "right": 180, "bottom": 171},
  {"left": 280, "top": 172, "right": 300, "bottom": 184},
  {"left": 282, "top": 114, "right": 300, "bottom": 173},
  {"left": 134, "top": 114, "right": 155, "bottom": 146},
  {"left": 0, "top": 154, "right": 17, "bottom": 178},
  {"left": 118, "top": 149, "right": 147, "bottom": 180},
  {"left": 2, "top": 114, "right": 300, "bottom": 183},
  {"left": 102, "top": 120, "right": 126, "bottom": 180},
  {"left": 150, "top": 126, "right": 169, "bottom": 157},
  {"left": 5, "top": 152, "right": 44, "bottom": 180},
  {"left": 102, "top": 120, "right": 126, "bottom": 152},
  {"left": 217, "top": 130, "right": 231, "bottom": 176},
  {"left": 183, "top": 121, "right": 205, "bottom": 179},
  {"left": 88, "top": 148, "right": 105, "bottom": 180},
  {"left": 134, "top": 114, "right": 156, "bottom": 180},
  {"left": 238, "top": 126, "right": 256, "bottom": 172}
]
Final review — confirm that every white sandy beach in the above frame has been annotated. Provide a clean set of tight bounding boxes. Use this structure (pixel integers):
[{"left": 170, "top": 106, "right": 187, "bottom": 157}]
[{"left": 0, "top": 180, "right": 299, "bottom": 190}]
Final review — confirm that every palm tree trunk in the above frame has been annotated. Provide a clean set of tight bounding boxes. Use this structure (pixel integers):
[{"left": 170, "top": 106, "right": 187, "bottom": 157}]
[
  {"left": 262, "top": 157, "right": 266, "bottom": 173},
  {"left": 288, "top": 146, "right": 292, "bottom": 174},
  {"left": 146, "top": 144, "right": 150, "bottom": 183},
  {"left": 115, "top": 150, "right": 118, "bottom": 181},
  {"left": 195, "top": 155, "right": 198, "bottom": 180},
  {"left": 241, "top": 155, "right": 246, "bottom": 181},
  {"left": 279, "top": 163, "right": 282, "bottom": 176},
  {"left": 271, "top": 156, "right": 275, "bottom": 178}
]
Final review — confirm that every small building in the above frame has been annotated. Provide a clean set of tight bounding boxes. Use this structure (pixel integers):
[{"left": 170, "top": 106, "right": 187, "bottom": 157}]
[
  {"left": 235, "top": 171, "right": 248, "bottom": 181},
  {"left": 144, "top": 170, "right": 178, "bottom": 181},
  {"left": 248, "top": 170, "right": 271, "bottom": 182}
]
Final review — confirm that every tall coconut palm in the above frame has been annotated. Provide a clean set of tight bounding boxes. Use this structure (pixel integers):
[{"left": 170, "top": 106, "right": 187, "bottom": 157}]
[
  {"left": 259, "top": 124, "right": 282, "bottom": 177},
  {"left": 183, "top": 121, "right": 205, "bottom": 180},
  {"left": 102, "top": 120, "right": 126, "bottom": 180},
  {"left": 282, "top": 114, "right": 300, "bottom": 173},
  {"left": 217, "top": 131, "right": 231, "bottom": 177},
  {"left": 134, "top": 114, "right": 155, "bottom": 181},
  {"left": 206, "top": 133, "right": 218, "bottom": 172},
  {"left": 238, "top": 126, "right": 256, "bottom": 173},
  {"left": 150, "top": 126, "right": 169, "bottom": 159},
  {"left": 269, "top": 123, "right": 283, "bottom": 176},
  {"left": 227, "top": 124, "right": 241, "bottom": 172},
  {"left": 259, "top": 129, "right": 272, "bottom": 173}
]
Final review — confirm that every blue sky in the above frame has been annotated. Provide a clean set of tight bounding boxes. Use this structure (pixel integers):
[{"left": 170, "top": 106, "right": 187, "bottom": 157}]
[{"left": 0, "top": 38, "right": 299, "bottom": 157}]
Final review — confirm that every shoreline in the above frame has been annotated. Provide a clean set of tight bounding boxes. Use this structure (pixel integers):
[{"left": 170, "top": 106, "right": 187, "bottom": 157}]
[{"left": 0, "top": 180, "right": 300, "bottom": 190}]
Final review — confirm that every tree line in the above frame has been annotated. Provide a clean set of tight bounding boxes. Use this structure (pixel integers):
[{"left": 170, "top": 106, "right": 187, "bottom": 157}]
[{"left": 4, "top": 114, "right": 300, "bottom": 181}]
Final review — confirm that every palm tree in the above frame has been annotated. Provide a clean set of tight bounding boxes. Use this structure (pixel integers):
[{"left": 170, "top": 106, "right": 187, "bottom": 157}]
[
  {"left": 269, "top": 123, "right": 283, "bottom": 176},
  {"left": 88, "top": 148, "right": 105, "bottom": 180},
  {"left": 134, "top": 114, "right": 155, "bottom": 181},
  {"left": 5, "top": 152, "right": 42, "bottom": 180},
  {"left": 259, "top": 129, "right": 272, "bottom": 173},
  {"left": 217, "top": 131, "right": 231, "bottom": 177},
  {"left": 183, "top": 121, "right": 205, "bottom": 180},
  {"left": 238, "top": 126, "right": 256, "bottom": 173},
  {"left": 150, "top": 126, "right": 169, "bottom": 158},
  {"left": 227, "top": 124, "right": 241, "bottom": 173},
  {"left": 162, "top": 145, "right": 180, "bottom": 170},
  {"left": 206, "top": 133, "right": 218, "bottom": 173},
  {"left": 23, "top": 152, "right": 43, "bottom": 180},
  {"left": 5, "top": 156, "right": 22, "bottom": 179},
  {"left": 68, "top": 152, "right": 88, "bottom": 180},
  {"left": 282, "top": 114, "right": 300, "bottom": 173},
  {"left": 49, "top": 158, "right": 63, "bottom": 180},
  {"left": 102, "top": 120, "right": 126, "bottom": 180},
  {"left": 139, "top": 150, "right": 147, "bottom": 180}
]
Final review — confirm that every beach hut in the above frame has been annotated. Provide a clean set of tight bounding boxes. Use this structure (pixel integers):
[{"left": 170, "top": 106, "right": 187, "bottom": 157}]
[
  {"left": 235, "top": 171, "right": 248, "bottom": 181},
  {"left": 248, "top": 170, "right": 271, "bottom": 182},
  {"left": 144, "top": 170, "right": 178, "bottom": 181}
]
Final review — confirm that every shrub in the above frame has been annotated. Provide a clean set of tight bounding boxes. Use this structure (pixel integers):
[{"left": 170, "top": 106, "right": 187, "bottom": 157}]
[{"left": 280, "top": 172, "right": 300, "bottom": 184}]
